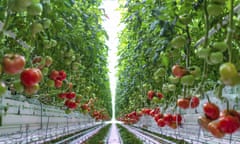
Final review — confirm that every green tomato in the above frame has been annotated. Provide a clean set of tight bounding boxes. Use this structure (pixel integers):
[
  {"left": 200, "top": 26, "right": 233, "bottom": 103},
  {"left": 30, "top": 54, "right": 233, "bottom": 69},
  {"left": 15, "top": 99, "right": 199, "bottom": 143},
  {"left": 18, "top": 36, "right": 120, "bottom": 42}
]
[
  {"left": 0, "top": 81, "right": 7, "bottom": 96},
  {"left": 31, "top": 22, "right": 43, "bottom": 35},
  {"left": 179, "top": 14, "right": 192, "bottom": 25},
  {"left": 65, "top": 109, "right": 72, "bottom": 114},
  {"left": 219, "top": 63, "right": 238, "bottom": 80},
  {"left": 181, "top": 75, "right": 195, "bottom": 86},
  {"left": 162, "top": 84, "right": 169, "bottom": 94},
  {"left": 43, "top": 39, "right": 51, "bottom": 49},
  {"left": 209, "top": 0, "right": 226, "bottom": 4},
  {"left": 168, "top": 84, "right": 176, "bottom": 92},
  {"left": 50, "top": 39, "right": 57, "bottom": 47},
  {"left": 72, "top": 62, "right": 81, "bottom": 71},
  {"left": 208, "top": 52, "right": 223, "bottom": 65},
  {"left": 168, "top": 75, "right": 180, "bottom": 84},
  {"left": 189, "top": 66, "right": 201, "bottom": 78},
  {"left": 16, "top": 0, "right": 32, "bottom": 9},
  {"left": 42, "top": 18, "right": 51, "bottom": 29},
  {"left": 0, "top": 65, "right": 2, "bottom": 75},
  {"left": 154, "top": 68, "right": 166, "bottom": 78},
  {"left": 196, "top": 47, "right": 211, "bottom": 59},
  {"left": 212, "top": 41, "right": 228, "bottom": 52},
  {"left": 27, "top": 3, "right": 43, "bottom": 16},
  {"left": 171, "top": 36, "right": 186, "bottom": 49},
  {"left": 13, "top": 81, "right": 24, "bottom": 93},
  {"left": 152, "top": 97, "right": 161, "bottom": 103},
  {"left": 64, "top": 59, "right": 72, "bottom": 65},
  {"left": 207, "top": 4, "right": 224, "bottom": 17},
  {"left": 46, "top": 79, "right": 54, "bottom": 87},
  {"left": 42, "top": 67, "right": 49, "bottom": 75}
]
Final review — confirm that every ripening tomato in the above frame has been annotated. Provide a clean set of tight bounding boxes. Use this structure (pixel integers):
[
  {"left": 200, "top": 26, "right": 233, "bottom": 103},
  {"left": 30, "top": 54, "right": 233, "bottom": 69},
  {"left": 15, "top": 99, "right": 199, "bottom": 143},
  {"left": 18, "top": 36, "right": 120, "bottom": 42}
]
[
  {"left": 177, "top": 98, "right": 190, "bottom": 109},
  {"left": 198, "top": 115, "right": 211, "bottom": 131},
  {"left": 49, "top": 70, "right": 59, "bottom": 80},
  {"left": 44, "top": 56, "right": 53, "bottom": 67},
  {"left": 168, "top": 122, "right": 178, "bottom": 129},
  {"left": 172, "top": 65, "right": 188, "bottom": 78},
  {"left": 54, "top": 80, "right": 62, "bottom": 88},
  {"left": 203, "top": 102, "right": 220, "bottom": 120},
  {"left": 3, "top": 54, "right": 25, "bottom": 75},
  {"left": 24, "top": 83, "right": 40, "bottom": 95},
  {"left": 21, "top": 68, "right": 42, "bottom": 87},
  {"left": 208, "top": 121, "right": 225, "bottom": 138},
  {"left": 58, "top": 93, "right": 67, "bottom": 99}
]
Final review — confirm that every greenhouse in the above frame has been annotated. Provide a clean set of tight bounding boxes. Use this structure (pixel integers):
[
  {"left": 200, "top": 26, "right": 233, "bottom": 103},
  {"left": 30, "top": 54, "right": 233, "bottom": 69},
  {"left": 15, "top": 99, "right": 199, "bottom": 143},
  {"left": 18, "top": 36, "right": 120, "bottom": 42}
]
[{"left": 0, "top": 0, "right": 240, "bottom": 143}]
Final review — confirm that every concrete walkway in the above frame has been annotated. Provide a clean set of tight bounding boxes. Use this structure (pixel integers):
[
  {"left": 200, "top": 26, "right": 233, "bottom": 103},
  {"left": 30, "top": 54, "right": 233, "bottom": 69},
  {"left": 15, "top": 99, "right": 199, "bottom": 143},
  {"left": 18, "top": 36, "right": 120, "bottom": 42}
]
[{"left": 107, "top": 124, "right": 122, "bottom": 144}]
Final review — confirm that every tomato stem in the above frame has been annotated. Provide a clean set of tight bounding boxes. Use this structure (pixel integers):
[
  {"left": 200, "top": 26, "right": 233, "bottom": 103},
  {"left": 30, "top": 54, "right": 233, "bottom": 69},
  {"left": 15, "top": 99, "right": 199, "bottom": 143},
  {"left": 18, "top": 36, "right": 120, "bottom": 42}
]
[
  {"left": 226, "top": 0, "right": 234, "bottom": 62},
  {"left": 186, "top": 25, "right": 191, "bottom": 67},
  {"left": 203, "top": 0, "right": 209, "bottom": 47},
  {"left": 196, "top": 0, "right": 210, "bottom": 95},
  {"left": 206, "top": 93, "right": 211, "bottom": 103}
]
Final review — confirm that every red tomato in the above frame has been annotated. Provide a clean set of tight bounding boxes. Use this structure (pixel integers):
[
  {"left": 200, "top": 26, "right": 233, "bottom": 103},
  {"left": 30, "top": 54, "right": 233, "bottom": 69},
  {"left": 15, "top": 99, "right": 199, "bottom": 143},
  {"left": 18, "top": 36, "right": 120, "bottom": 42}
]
[
  {"left": 66, "top": 92, "right": 76, "bottom": 99},
  {"left": 81, "top": 104, "right": 89, "bottom": 110},
  {"left": 172, "top": 65, "right": 187, "bottom": 78},
  {"left": 65, "top": 100, "right": 77, "bottom": 109},
  {"left": 218, "top": 115, "right": 240, "bottom": 134},
  {"left": 21, "top": 68, "right": 42, "bottom": 87},
  {"left": 58, "top": 70, "right": 67, "bottom": 80},
  {"left": 172, "top": 114, "right": 182, "bottom": 124},
  {"left": 208, "top": 121, "right": 225, "bottom": 138},
  {"left": 190, "top": 96, "right": 200, "bottom": 108},
  {"left": 49, "top": 70, "right": 59, "bottom": 80},
  {"left": 157, "top": 119, "right": 166, "bottom": 127},
  {"left": 3, "top": 54, "right": 25, "bottom": 74},
  {"left": 203, "top": 102, "right": 220, "bottom": 120},
  {"left": 156, "top": 92, "right": 164, "bottom": 99},
  {"left": 54, "top": 80, "right": 63, "bottom": 88},
  {"left": 147, "top": 90, "right": 155, "bottom": 100},
  {"left": 177, "top": 98, "right": 190, "bottom": 109},
  {"left": 163, "top": 114, "right": 173, "bottom": 124},
  {"left": 154, "top": 113, "right": 163, "bottom": 122}
]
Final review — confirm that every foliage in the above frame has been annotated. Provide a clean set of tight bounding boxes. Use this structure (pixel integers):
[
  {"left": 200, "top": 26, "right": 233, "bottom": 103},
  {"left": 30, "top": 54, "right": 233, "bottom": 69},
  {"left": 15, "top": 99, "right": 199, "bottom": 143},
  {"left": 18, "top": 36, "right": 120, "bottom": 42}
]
[
  {"left": 116, "top": 0, "right": 240, "bottom": 117},
  {"left": 117, "top": 124, "right": 143, "bottom": 144},
  {"left": 0, "top": 0, "right": 111, "bottom": 118},
  {"left": 84, "top": 124, "right": 111, "bottom": 144}
]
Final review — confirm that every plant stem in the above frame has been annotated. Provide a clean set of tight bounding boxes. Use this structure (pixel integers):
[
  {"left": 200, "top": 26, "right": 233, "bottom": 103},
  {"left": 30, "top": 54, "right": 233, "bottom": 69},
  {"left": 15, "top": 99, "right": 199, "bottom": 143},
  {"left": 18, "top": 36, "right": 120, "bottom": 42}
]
[
  {"left": 186, "top": 25, "right": 191, "bottom": 67},
  {"left": 226, "top": 0, "right": 234, "bottom": 62},
  {"left": 203, "top": 0, "right": 209, "bottom": 47}
]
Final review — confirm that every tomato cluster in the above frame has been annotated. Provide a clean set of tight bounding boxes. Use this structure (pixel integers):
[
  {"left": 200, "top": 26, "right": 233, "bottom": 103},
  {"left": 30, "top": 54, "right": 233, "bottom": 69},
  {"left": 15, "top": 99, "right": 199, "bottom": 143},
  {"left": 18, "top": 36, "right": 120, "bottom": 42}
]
[
  {"left": 49, "top": 70, "right": 67, "bottom": 88},
  {"left": 177, "top": 96, "right": 200, "bottom": 109},
  {"left": 147, "top": 90, "right": 164, "bottom": 102},
  {"left": 198, "top": 102, "right": 240, "bottom": 138}
]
